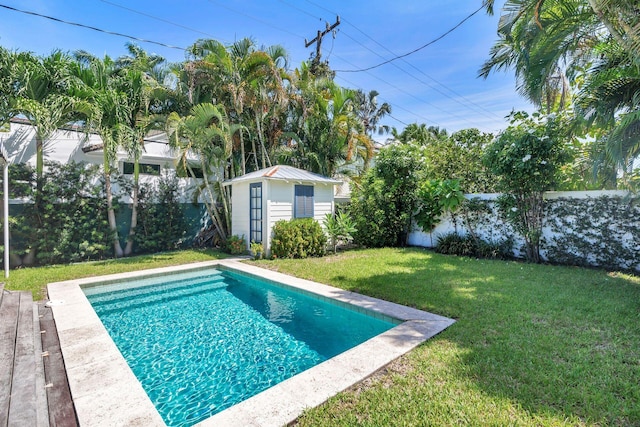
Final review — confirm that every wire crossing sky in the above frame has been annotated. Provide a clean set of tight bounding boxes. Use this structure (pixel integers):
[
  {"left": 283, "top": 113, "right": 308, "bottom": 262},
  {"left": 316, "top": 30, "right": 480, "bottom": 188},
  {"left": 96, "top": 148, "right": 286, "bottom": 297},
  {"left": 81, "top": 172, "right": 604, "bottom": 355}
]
[{"left": 0, "top": 0, "right": 532, "bottom": 138}]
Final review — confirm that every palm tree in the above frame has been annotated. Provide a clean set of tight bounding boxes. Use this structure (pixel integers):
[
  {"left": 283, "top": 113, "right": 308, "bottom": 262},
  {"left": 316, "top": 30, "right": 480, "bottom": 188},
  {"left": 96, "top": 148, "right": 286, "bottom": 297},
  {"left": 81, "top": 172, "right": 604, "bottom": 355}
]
[
  {"left": 291, "top": 82, "right": 369, "bottom": 177},
  {"left": 183, "top": 38, "right": 289, "bottom": 174},
  {"left": 482, "top": 0, "right": 640, "bottom": 182},
  {"left": 393, "top": 123, "right": 449, "bottom": 145},
  {"left": 166, "top": 103, "right": 238, "bottom": 241},
  {"left": 575, "top": 43, "right": 640, "bottom": 179},
  {"left": 0, "top": 47, "right": 22, "bottom": 127},
  {"left": 114, "top": 44, "right": 169, "bottom": 255},
  {"left": 355, "top": 90, "right": 392, "bottom": 137},
  {"left": 70, "top": 52, "right": 131, "bottom": 257},
  {"left": 479, "top": 0, "right": 595, "bottom": 112},
  {"left": 13, "top": 51, "right": 91, "bottom": 182},
  {"left": 484, "top": 0, "right": 640, "bottom": 64}
]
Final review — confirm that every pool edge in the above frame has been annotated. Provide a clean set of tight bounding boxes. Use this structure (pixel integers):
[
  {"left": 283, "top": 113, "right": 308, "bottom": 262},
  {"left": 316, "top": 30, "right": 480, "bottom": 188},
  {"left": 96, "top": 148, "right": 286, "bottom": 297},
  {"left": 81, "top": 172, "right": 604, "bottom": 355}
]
[{"left": 47, "top": 260, "right": 455, "bottom": 427}]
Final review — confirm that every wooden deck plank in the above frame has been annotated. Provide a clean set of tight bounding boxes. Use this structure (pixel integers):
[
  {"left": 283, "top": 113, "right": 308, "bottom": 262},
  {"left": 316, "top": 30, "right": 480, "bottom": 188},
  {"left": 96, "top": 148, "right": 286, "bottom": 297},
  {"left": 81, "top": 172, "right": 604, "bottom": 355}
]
[
  {"left": 8, "top": 291, "right": 37, "bottom": 426},
  {"left": 39, "top": 304, "right": 78, "bottom": 427},
  {"left": 34, "top": 302, "right": 50, "bottom": 427},
  {"left": 0, "top": 290, "right": 20, "bottom": 427}
]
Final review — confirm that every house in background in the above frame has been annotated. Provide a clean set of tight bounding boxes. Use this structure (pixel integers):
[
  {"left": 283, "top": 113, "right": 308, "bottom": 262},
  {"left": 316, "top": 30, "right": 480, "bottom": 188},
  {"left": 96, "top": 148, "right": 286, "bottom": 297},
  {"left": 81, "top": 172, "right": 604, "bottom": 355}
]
[
  {"left": 224, "top": 165, "right": 341, "bottom": 255},
  {"left": 0, "top": 118, "right": 200, "bottom": 203}
]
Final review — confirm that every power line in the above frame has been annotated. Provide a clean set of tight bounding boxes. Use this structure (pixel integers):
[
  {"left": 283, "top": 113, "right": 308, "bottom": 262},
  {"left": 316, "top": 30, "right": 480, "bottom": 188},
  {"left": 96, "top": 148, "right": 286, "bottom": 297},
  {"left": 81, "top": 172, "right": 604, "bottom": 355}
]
[
  {"left": 335, "top": 65, "right": 441, "bottom": 127},
  {"left": 339, "top": 29, "right": 501, "bottom": 122},
  {"left": 98, "top": 0, "right": 223, "bottom": 41},
  {"left": 300, "top": 0, "right": 502, "bottom": 121},
  {"left": 337, "top": 23, "right": 503, "bottom": 120},
  {"left": 277, "top": 0, "right": 322, "bottom": 21},
  {"left": 206, "top": 0, "right": 305, "bottom": 40},
  {"left": 0, "top": 3, "right": 186, "bottom": 50},
  {"left": 333, "top": 52, "right": 484, "bottom": 129},
  {"left": 334, "top": 3, "right": 486, "bottom": 73}
]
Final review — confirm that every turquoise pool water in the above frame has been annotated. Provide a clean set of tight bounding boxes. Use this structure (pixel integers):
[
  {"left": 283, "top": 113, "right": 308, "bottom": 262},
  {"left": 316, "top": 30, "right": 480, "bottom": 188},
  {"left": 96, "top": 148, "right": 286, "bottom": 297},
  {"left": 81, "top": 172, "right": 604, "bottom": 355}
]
[{"left": 84, "top": 267, "right": 398, "bottom": 427}]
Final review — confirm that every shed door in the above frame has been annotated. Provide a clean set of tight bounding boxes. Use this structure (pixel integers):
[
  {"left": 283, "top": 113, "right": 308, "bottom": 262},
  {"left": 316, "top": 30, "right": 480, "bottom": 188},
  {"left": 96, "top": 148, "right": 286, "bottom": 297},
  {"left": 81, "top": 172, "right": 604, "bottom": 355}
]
[{"left": 250, "top": 183, "right": 262, "bottom": 243}]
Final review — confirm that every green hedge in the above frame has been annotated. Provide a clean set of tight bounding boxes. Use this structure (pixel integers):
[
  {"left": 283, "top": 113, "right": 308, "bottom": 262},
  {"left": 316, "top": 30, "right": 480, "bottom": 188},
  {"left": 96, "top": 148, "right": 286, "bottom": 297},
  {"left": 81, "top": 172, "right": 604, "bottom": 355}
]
[{"left": 271, "top": 218, "right": 326, "bottom": 259}]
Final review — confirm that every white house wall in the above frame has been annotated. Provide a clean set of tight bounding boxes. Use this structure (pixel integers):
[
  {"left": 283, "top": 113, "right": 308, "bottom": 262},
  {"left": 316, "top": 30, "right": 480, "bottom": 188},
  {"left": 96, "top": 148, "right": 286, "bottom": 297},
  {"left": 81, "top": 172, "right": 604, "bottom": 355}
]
[
  {"left": 1, "top": 121, "right": 200, "bottom": 203},
  {"left": 2, "top": 122, "right": 103, "bottom": 166},
  {"left": 264, "top": 181, "right": 292, "bottom": 254},
  {"left": 231, "top": 181, "right": 251, "bottom": 245},
  {"left": 313, "top": 184, "right": 335, "bottom": 223}
]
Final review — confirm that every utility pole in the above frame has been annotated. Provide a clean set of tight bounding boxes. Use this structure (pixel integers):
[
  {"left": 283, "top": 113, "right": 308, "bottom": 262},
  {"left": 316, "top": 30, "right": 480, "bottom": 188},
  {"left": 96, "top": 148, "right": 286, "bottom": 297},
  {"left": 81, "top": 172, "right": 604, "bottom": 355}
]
[{"left": 305, "top": 16, "right": 340, "bottom": 76}]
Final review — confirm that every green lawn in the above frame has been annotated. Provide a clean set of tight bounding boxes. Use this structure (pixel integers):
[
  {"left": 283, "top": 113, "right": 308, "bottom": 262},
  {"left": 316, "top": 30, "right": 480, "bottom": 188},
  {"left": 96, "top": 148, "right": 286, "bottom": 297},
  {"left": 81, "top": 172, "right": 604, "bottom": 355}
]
[
  {"left": 3, "top": 249, "right": 227, "bottom": 300},
  {"left": 5, "top": 247, "right": 638, "bottom": 425},
  {"left": 250, "top": 248, "right": 640, "bottom": 426}
]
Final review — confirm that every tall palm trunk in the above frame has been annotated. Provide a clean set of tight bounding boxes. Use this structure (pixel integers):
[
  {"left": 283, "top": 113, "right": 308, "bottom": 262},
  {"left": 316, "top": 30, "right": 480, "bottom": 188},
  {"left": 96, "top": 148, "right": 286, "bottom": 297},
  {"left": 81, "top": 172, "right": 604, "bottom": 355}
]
[
  {"left": 239, "top": 131, "right": 246, "bottom": 175},
  {"left": 104, "top": 150, "right": 124, "bottom": 258},
  {"left": 254, "top": 112, "right": 271, "bottom": 169},
  {"left": 124, "top": 154, "right": 140, "bottom": 255},
  {"left": 200, "top": 158, "right": 228, "bottom": 241}
]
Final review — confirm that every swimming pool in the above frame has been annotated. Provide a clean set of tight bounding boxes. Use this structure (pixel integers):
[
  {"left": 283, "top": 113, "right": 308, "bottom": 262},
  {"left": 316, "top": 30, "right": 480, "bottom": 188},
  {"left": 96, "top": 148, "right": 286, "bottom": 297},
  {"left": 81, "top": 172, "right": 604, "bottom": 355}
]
[
  {"left": 47, "top": 260, "right": 455, "bottom": 427},
  {"left": 83, "top": 267, "right": 398, "bottom": 426}
]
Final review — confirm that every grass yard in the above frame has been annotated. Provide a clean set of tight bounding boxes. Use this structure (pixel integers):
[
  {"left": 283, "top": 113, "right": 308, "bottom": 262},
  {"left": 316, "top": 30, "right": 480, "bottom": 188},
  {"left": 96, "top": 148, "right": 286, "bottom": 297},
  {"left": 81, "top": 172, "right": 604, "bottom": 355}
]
[
  {"left": 251, "top": 247, "right": 640, "bottom": 426},
  {"left": 5, "top": 246, "right": 638, "bottom": 425},
  {"left": 3, "top": 249, "right": 227, "bottom": 300}
]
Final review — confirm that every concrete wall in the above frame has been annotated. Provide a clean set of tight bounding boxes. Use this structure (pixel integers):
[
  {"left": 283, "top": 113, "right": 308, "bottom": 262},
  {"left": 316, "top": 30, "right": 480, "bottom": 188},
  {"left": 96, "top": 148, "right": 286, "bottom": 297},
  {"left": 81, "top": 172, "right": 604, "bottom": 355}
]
[{"left": 408, "top": 189, "right": 637, "bottom": 270}]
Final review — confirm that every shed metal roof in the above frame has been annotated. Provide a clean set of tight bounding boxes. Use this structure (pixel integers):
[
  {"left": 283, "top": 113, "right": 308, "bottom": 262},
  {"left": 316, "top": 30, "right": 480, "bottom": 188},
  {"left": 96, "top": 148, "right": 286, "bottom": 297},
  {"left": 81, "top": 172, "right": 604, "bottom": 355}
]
[{"left": 223, "top": 165, "right": 341, "bottom": 186}]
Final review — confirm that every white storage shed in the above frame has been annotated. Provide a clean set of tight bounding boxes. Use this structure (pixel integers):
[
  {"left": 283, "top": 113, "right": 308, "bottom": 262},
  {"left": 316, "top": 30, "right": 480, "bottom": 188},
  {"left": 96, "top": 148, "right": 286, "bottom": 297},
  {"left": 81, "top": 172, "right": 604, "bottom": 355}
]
[{"left": 224, "top": 165, "right": 341, "bottom": 255}]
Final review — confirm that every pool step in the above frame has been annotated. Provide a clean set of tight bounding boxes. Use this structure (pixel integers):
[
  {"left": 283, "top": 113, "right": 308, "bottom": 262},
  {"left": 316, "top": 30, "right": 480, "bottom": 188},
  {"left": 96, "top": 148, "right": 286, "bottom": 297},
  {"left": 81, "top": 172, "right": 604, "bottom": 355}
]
[
  {"left": 87, "top": 273, "right": 226, "bottom": 305},
  {"left": 90, "top": 278, "right": 229, "bottom": 316}
]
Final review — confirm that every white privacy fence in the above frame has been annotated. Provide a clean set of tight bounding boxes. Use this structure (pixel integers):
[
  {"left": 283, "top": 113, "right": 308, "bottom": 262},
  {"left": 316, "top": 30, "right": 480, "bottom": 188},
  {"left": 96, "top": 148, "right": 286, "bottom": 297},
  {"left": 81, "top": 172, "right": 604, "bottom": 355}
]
[{"left": 408, "top": 190, "right": 640, "bottom": 272}]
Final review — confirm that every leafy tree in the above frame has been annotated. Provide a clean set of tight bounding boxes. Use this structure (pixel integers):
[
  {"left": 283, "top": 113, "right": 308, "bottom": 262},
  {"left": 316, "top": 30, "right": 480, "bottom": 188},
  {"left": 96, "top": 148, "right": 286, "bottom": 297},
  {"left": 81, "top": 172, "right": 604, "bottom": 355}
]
[
  {"left": 414, "top": 179, "right": 465, "bottom": 244},
  {"left": 351, "top": 143, "right": 423, "bottom": 247},
  {"left": 483, "top": 111, "right": 574, "bottom": 262},
  {"left": 482, "top": 0, "right": 640, "bottom": 184}
]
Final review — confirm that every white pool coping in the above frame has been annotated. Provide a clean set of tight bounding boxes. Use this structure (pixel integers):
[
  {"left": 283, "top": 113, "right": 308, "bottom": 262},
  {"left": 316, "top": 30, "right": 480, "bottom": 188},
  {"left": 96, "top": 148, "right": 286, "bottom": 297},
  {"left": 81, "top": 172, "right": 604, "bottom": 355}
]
[{"left": 47, "top": 260, "right": 455, "bottom": 427}]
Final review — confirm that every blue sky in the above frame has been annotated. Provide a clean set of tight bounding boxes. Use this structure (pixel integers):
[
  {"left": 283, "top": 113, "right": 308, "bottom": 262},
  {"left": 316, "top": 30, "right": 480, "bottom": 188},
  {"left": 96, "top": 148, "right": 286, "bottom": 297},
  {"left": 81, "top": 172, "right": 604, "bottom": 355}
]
[{"left": 0, "top": 0, "right": 533, "bottom": 139}]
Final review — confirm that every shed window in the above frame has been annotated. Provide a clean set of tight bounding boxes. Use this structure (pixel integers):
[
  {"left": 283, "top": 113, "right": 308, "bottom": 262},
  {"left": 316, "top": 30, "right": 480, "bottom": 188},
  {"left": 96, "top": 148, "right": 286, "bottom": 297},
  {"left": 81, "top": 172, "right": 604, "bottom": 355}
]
[
  {"left": 250, "top": 183, "right": 262, "bottom": 243},
  {"left": 294, "top": 185, "right": 314, "bottom": 218}
]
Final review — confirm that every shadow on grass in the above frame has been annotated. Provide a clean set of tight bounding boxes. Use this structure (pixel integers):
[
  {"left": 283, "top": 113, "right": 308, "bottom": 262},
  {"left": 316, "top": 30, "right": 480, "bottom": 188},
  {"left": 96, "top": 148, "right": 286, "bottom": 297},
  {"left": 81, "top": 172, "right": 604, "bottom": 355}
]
[{"left": 286, "top": 248, "right": 640, "bottom": 425}]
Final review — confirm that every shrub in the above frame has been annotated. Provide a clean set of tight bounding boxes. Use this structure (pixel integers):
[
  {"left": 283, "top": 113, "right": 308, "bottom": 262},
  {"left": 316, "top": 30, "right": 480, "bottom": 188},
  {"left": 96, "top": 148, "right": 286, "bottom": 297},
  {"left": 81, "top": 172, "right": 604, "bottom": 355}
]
[
  {"left": 350, "top": 143, "right": 424, "bottom": 248},
  {"left": 225, "top": 234, "right": 246, "bottom": 255},
  {"left": 482, "top": 111, "right": 574, "bottom": 262},
  {"left": 7, "top": 161, "right": 112, "bottom": 265},
  {"left": 250, "top": 241, "right": 263, "bottom": 260},
  {"left": 134, "top": 171, "right": 190, "bottom": 254},
  {"left": 435, "top": 232, "right": 512, "bottom": 260},
  {"left": 324, "top": 211, "right": 357, "bottom": 253},
  {"left": 271, "top": 218, "right": 326, "bottom": 259},
  {"left": 435, "top": 232, "right": 476, "bottom": 256}
]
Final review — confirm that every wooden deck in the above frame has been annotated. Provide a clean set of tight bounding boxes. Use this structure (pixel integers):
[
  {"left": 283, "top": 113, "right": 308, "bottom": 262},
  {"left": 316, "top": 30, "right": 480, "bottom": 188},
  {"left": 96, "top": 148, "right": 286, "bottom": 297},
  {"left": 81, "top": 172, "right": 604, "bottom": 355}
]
[{"left": 0, "top": 284, "right": 78, "bottom": 427}]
